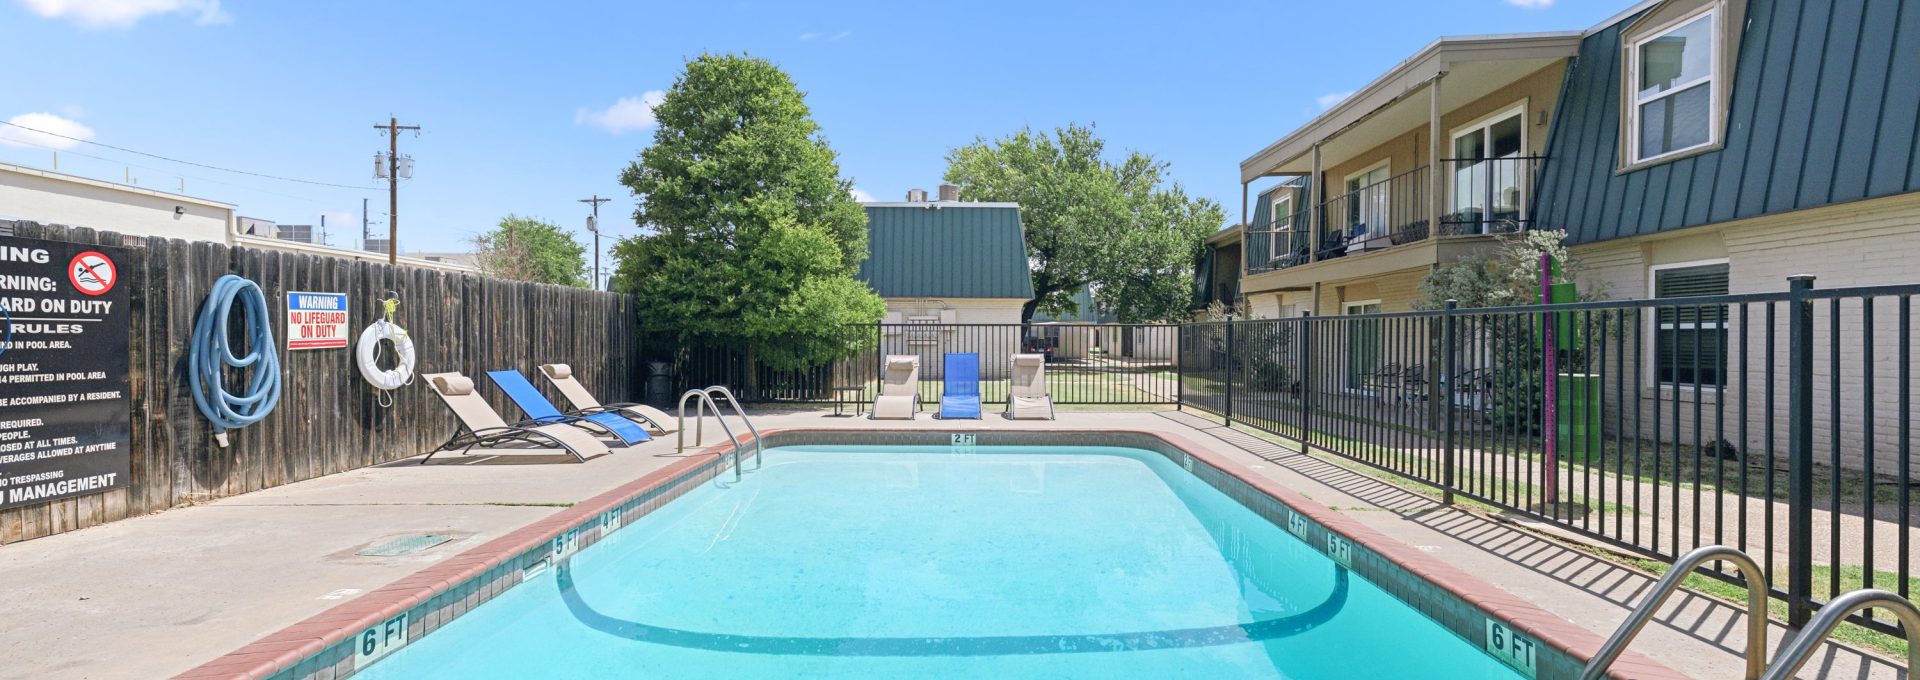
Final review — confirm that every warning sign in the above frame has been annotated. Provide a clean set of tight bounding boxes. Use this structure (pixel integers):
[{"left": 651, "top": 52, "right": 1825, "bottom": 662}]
[
  {"left": 67, "top": 251, "right": 118, "bottom": 296},
  {"left": 0, "top": 235, "right": 132, "bottom": 510},
  {"left": 286, "top": 292, "right": 349, "bottom": 350}
]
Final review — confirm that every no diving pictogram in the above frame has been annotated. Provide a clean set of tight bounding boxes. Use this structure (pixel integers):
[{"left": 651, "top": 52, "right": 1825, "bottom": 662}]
[{"left": 68, "top": 251, "right": 118, "bottom": 296}]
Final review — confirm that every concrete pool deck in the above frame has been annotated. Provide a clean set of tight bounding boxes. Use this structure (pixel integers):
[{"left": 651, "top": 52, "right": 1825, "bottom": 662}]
[{"left": 0, "top": 407, "right": 1903, "bottom": 679}]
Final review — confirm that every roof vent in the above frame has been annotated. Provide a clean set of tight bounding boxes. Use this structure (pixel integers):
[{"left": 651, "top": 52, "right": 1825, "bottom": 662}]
[
  {"left": 937, "top": 184, "right": 960, "bottom": 202},
  {"left": 906, "top": 188, "right": 929, "bottom": 202}
]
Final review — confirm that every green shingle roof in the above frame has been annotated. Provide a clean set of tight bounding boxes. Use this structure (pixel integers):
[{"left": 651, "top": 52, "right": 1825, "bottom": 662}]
[{"left": 857, "top": 203, "right": 1035, "bottom": 299}]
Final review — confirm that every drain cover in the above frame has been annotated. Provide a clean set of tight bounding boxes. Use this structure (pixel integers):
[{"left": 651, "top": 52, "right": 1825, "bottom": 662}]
[{"left": 357, "top": 534, "right": 453, "bottom": 557}]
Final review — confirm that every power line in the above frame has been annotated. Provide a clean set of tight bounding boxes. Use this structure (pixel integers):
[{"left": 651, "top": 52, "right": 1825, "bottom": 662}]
[
  {"left": 1, "top": 134, "right": 372, "bottom": 208},
  {"left": 0, "top": 119, "right": 380, "bottom": 190}
]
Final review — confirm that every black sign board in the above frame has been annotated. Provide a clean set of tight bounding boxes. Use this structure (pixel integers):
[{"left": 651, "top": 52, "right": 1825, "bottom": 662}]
[{"left": 0, "top": 235, "right": 132, "bottom": 509}]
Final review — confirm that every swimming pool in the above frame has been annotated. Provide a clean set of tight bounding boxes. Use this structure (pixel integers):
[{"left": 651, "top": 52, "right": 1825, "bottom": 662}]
[{"left": 351, "top": 443, "right": 1524, "bottom": 679}]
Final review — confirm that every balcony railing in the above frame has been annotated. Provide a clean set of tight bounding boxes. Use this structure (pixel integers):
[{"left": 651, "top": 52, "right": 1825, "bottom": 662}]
[
  {"left": 1242, "top": 155, "right": 1545, "bottom": 276},
  {"left": 1439, "top": 155, "right": 1542, "bottom": 236},
  {"left": 1320, "top": 165, "right": 1430, "bottom": 257},
  {"left": 1244, "top": 202, "right": 1314, "bottom": 274}
]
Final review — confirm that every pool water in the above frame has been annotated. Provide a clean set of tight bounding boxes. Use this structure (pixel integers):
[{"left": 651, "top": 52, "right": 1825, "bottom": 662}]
[{"left": 358, "top": 445, "right": 1522, "bottom": 679}]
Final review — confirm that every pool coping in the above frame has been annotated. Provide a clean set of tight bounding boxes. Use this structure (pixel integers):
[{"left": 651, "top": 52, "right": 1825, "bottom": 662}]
[{"left": 173, "top": 428, "right": 1684, "bottom": 680}]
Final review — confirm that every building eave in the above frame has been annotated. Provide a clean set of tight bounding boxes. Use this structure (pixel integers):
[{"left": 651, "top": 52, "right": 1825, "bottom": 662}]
[{"left": 1238, "top": 31, "right": 1584, "bottom": 183}]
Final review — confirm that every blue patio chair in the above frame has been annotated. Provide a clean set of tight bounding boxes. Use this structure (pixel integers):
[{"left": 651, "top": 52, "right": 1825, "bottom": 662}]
[
  {"left": 485, "top": 370, "right": 652, "bottom": 446},
  {"left": 939, "top": 352, "right": 982, "bottom": 419}
]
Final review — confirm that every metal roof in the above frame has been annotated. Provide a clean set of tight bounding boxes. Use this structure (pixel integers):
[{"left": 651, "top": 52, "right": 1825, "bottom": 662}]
[
  {"left": 857, "top": 203, "right": 1035, "bottom": 299},
  {"left": 1535, "top": 0, "right": 1920, "bottom": 244}
]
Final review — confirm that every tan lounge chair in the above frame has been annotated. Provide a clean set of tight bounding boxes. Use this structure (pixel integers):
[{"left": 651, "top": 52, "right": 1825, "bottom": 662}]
[
  {"left": 538, "top": 363, "right": 675, "bottom": 434},
  {"left": 1007, "top": 353, "right": 1055, "bottom": 420},
  {"left": 423, "top": 372, "right": 610, "bottom": 463},
  {"left": 871, "top": 355, "right": 921, "bottom": 420}
]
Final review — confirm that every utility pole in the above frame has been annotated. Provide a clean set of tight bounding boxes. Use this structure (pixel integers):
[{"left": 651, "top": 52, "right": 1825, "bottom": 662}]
[
  {"left": 579, "top": 194, "right": 611, "bottom": 290},
  {"left": 373, "top": 117, "right": 421, "bottom": 264},
  {"left": 362, "top": 197, "right": 370, "bottom": 251}
]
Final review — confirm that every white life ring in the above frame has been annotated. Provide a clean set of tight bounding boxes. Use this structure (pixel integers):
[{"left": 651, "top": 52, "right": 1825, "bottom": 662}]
[{"left": 356, "top": 319, "right": 416, "bottom": 391}]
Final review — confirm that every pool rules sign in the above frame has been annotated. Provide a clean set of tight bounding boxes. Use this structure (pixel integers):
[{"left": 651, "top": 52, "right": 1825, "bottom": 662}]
[{"left": 0, "top": 235, "right": 132, "bottom": 510}]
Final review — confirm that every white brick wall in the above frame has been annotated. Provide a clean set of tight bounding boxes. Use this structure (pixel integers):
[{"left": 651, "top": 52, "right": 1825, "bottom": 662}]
[{"left": 1574, "top": 192, "right": 1920, "bottom": 473}]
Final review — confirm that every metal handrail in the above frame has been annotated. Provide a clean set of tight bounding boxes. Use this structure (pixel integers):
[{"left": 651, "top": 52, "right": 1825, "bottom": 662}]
[
  {"left": 1760, "top": 589, "right": 1920, "bottom": 680},
  {"left": 674, "top": 389, "right": 747, "bottom": 481},
  {"left": 1580, "top": 545, "right": 1769, "bottom": 680},
  {"left": 701, "top": 385, "right": 763, "bottom": 469}
]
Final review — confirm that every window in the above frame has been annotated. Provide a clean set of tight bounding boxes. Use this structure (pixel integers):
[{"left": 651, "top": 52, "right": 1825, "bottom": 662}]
[
  {"left": 1450, "top": 106, "right": 1528, "bottom": 234},
  {"left": 1628, "top": 10, "right": 1717, "bottom": 163},
  {"left": 1343, "top": 300, "right": 1383, "bottom": 389},
  {"left": 1269, "top": 194, "right": 1294, "bottom": 261},
  {"left": 906, "top": 314, "right": 940, "bottom": 346},
  {"left": 1344, "top": 163, "right": 1390, "bottom": 238},
  {"left": 1651, "top": 261, "right": 1729, "bottom": 387}
]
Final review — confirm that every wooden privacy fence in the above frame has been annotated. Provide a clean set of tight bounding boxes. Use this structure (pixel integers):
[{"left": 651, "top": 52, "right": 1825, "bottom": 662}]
[{"left": 0, "top": 222, "right": 641, "bottom": 545}]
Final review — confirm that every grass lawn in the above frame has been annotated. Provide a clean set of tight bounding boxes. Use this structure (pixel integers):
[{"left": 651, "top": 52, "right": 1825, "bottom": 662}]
[
  {"left": 1185, "top": 411, "right": 1913, "bottom": 659},
  {"left": 1619, "top": 556, "right": 1918, "bottom": 658}
]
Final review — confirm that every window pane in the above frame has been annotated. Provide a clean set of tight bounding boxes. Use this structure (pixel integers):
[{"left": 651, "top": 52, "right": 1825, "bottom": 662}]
[
  {"left": 1656, "top": 326, "right": 1726, "bottom": 386},
  {"left": 1454, "top": 129, "right": 1485, "bottom": 160},
  {"left": 1638, "top": 83, "right": 1712, "bottom": 159},
  {"left": 1653, "top": 263, "right": 1730, "bottom": 386},
  {"left": 1490, "top": 115, "right": 1524, "bottom": 158},
  {"left": 1638, "top": 14, "right": 1713, "bottom": 98}
]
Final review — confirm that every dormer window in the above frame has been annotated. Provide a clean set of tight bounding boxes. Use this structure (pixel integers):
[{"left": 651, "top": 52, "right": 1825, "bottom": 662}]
[{"left": 1625, "top": 8, "right": 1719, "bottom": 164}]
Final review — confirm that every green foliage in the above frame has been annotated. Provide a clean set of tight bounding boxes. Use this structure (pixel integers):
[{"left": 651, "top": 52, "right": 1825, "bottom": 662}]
[
  {"left": 472, "top": 215, "right": 588, "bottom": 287},
  {"left": 944, "top": 123, "right": 1224, "bottom": 324},
  {"left": 610, "top": 53, "right": 884, "bottom": 369},
  {"left": 1415, "top": 229, "right": 1601, "bottom": 310},
  {"left": 1416, "top": 230, "right": 1611, "bottom": 436}
]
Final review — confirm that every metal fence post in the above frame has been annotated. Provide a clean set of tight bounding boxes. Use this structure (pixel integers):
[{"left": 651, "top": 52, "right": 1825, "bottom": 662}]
[
  {"left": 1787, "top": 274, "right": 1816, "bottom": 627},
  {"left": 1176, "top": 326, "right": 1185, "bottom": 411},
  {"left": 1442, "top": 299, "right": 1459, "bottom": 506},
  {"left": 1299, "top": 311, "right": 1314, "bottom": 450},
  {"left": 1225, "top": 318, "right": 1235, "bottom": 427}
]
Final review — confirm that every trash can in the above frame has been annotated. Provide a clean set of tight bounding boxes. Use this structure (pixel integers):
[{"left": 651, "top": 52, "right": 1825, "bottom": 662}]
[{"left": 1556, "top": 373, "right": 1600, "bottom": 464}]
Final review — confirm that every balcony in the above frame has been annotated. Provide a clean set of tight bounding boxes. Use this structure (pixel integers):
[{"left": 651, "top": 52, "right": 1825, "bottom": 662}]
[{"left": 1243, "top": 156, "right": 1542, "bottom": 278}]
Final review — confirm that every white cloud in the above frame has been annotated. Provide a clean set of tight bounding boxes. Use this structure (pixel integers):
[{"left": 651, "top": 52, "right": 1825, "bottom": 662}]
[
  {"left": 800, "top": 30, "right": 851, "bottom": 41},
  {"left": 1315, "top": 91, "right": 1353, "bottom": 111},
  {"left": 1505, "top": 0, "right": 1554, "bottom": 7},
  {"left": 849, "top": 187, "right": 876, "bottom": 203},
  {"left": 575, "top": 91, "right": 666, "bottom": 134},
  {"left": 0, "top": 112, "right": 96, "bottom": 150},
  {"left": 16, "top": 0, "right": 231, "bottom": 29}
]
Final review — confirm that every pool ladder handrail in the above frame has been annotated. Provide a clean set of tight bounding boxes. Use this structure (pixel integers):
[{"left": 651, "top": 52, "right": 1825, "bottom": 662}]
[
  {"left": 1580, "top": 545, "right": 1769, "bottom": 680},
  {"left": 1759, "top": 589, "right": 1920, "bottom": 680},
  {"left": 674, "top": 386, "right": 764, "bottom": 480}
]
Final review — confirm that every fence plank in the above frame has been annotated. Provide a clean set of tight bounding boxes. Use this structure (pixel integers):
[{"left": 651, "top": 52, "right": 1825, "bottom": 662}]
[{"left": 0, "top": 222, "right": 641, "bottom": 545}]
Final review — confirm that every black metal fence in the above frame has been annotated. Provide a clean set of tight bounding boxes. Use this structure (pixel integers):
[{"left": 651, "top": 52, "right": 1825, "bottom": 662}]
[
  {"left": 673, "top": 323, "right": 1180, "bottom": 408},
  {"left": 1181, "top": 278, "right": 1918, "bottom": 636}
]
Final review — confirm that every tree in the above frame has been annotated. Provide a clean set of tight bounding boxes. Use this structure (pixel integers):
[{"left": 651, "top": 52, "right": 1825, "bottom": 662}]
[
  {"left": 610, "top": 53, "right": 884, "bottom": 369},
  {"left": 1414, "top": 229, "right": 1600, "bottom": 310},
  {"left": 1415, "top": 229, "right": 1611, "bottom": 436},
  {"left": 472, "top": 215, "right": 588, "bottom": 287},
  {"left": 944, "top": 123, "right": 1223, "bottom": 324}
]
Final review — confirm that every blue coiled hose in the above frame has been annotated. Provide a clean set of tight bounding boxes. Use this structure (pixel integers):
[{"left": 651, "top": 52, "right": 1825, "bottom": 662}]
[{"left": 189, "top": 274, "right": 281, "bottom": 446}]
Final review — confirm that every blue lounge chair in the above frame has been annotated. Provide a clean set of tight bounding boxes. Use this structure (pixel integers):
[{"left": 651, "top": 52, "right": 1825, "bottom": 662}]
[
  {"left": 485, "top": 370, "right": 652, "bottom": 446},
  {"left": 939, "top": 352, "right": 982, "bottom": 419}
]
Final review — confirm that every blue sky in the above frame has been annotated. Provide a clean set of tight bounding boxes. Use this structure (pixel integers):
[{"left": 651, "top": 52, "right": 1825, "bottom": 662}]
[{"left": 0, "top": 0, "right": 1623, "bottom": 263}]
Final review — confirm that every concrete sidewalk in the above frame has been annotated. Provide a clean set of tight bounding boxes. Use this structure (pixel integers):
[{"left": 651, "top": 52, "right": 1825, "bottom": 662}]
[{"left": 0, "top": 406, "right": 1901, "bottom": 679}]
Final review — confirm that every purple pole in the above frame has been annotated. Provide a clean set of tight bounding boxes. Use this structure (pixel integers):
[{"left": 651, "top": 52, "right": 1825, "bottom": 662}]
[{"left": 1540, "top": 251, "right": 1558, "bottom": 506}]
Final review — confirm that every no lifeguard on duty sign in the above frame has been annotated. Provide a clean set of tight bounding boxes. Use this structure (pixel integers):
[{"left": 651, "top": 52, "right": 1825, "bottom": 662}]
[{"left": 286, "top": 292, "right": 349, "bottom": 350}]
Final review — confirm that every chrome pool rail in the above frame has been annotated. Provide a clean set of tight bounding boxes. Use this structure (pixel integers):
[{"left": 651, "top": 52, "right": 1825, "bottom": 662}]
[
  {"left": 1759, "top": 589, "right": 1920, "bottom": 680},
  {"left": 1580, "top": 545, "right": 1769, "bottom": 680},
  {"left": 674, "top": 386, "right": 763, "bottom": 480}
]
